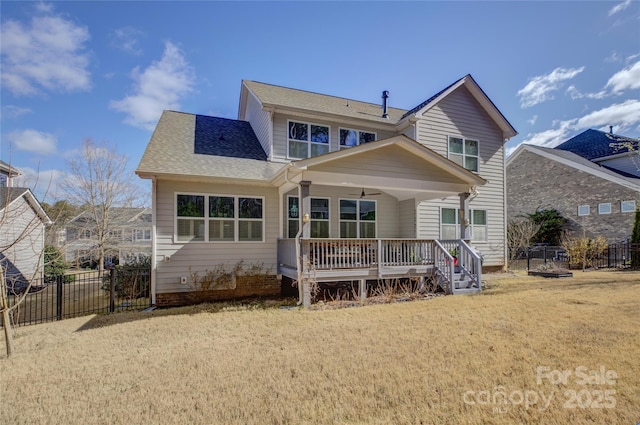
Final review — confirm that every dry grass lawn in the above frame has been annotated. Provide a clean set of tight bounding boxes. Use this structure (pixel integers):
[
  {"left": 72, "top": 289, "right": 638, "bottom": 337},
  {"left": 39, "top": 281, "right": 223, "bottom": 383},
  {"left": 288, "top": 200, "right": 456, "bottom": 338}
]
[{"left": 1, "top": 270, "right": 638, "bottom": 424}]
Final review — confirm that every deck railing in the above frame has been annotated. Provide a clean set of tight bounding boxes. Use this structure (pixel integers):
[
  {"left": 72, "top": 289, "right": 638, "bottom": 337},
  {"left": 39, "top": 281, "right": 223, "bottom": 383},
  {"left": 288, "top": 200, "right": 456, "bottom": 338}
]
[{"left": 438, "top": 239, "right": 482, "bottom": 290}]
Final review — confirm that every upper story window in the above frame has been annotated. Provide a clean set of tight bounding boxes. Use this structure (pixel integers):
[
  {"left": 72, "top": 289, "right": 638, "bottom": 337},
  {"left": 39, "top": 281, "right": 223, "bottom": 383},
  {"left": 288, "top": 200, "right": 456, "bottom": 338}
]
[
  {"left": 598, "top": 203, "right": 611, "bottom": 215},
  {"left": 621, "top": 200, "right": 636, "bottom": 213},
  {"left": 288, "top": 121, "right": 329, "bottom": 159},
  {"left": 339, "top": 128, "right": 376, "bottom": 149},
  {"left": 577, "top": 205, "right": 590, "bottom": 216},
  {"left": 133, "top": 229, "right": 151, "bottom": 241},
  {"left": 176, "top": 193, "right": 263, "bottom": 243},
  {"left": 448, "top": 136, "right": 479, "bottom": 172}
]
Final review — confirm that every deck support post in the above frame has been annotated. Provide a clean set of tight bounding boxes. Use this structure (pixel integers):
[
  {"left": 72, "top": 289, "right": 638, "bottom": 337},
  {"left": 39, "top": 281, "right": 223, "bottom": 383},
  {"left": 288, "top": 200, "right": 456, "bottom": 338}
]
[
  {"left": 302, "top": 280, "right": 311, "bottom": 308},
  {"left": 358, "top": 279, "right": 367, "bottom": 300}
]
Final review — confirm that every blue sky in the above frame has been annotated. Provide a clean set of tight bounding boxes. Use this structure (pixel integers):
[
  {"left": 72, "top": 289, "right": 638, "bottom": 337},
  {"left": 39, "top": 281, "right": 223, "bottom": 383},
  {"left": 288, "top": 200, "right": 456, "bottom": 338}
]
[{"left": 1, "top": 1, "right": 639, "bottom": 202}]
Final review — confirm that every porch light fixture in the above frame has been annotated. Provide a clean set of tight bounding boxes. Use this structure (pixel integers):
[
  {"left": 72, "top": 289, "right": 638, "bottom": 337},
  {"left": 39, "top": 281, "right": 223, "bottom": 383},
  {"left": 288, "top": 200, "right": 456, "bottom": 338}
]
[{"left": 303, "top": 213, "right": 310, "bottom": 223}]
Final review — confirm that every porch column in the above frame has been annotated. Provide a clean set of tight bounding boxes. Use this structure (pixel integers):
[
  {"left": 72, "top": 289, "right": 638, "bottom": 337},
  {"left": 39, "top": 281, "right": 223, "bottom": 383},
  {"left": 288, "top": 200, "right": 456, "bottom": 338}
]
[
  {"left": 300, "top": 180, "right": 312, "bottom": 308},
  {"left": 459, "top": 192, "right": 471, "bottom": 241},
  {"left": 300, "top": 181, "right": 311, "bottom": 238}
]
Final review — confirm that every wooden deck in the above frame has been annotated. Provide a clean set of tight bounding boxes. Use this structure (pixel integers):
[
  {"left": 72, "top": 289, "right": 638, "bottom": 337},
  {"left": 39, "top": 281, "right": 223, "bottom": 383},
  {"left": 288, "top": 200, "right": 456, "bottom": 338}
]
[{"left": 277, "top": 238, "right": 483, "bottom": 297}]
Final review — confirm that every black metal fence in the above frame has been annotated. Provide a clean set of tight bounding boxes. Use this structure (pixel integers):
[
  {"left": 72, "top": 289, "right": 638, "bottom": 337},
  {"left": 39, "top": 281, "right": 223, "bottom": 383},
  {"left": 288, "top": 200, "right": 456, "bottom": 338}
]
[
  {"left": 509, "top": 241, "right": 640, "bottom": 271},
  {"left": 2, "top": 267, "right": 151, "bottom": 327}
]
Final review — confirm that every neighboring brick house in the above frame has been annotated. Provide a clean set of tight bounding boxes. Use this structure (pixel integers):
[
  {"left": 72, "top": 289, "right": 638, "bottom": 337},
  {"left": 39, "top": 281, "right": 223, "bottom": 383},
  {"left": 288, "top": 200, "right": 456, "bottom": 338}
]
[{"left": 507, "top": 129, "right": 640, "bottom": 243}]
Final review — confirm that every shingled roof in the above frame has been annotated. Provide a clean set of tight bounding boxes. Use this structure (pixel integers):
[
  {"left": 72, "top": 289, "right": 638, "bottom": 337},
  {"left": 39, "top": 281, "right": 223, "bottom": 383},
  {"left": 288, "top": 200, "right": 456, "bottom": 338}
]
[
  {"left": 0, "top": 187, "right": 29, "bottom": 209},
  {"left": 555, "top": 129, "right": 627, "bottom": 161},
  {"left": 194, "top": 115, "right": 267, "bottom": 160},
  {"left": 137, "top": 111, "right": 284, "bottom": 181},
  {"left": 243, "top": 80, "right": 407, "bottom": 124}
]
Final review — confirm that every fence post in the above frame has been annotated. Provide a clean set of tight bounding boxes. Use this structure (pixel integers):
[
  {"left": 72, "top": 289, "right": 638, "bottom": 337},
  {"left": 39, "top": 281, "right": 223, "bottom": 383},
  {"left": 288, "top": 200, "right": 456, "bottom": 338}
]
[
  {"left": 56, "top": 274, "right": 63, "bottom": 321},
  {"left": 109, "top": 268, "right": 116, "bottom": 313},
  {"left": 527, "top": 247, "right": 530, "bottom": 271}
]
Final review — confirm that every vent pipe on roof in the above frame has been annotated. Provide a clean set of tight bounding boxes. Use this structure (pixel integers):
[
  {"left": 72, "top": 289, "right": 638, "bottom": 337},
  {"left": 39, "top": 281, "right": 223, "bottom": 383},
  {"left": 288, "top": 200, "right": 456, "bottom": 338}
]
[
  {"left": 609, "top": 125, "right": 613, "bottom": 134},
  {"left": 382, "top": 90, "right": 389, "bottom": 118}
]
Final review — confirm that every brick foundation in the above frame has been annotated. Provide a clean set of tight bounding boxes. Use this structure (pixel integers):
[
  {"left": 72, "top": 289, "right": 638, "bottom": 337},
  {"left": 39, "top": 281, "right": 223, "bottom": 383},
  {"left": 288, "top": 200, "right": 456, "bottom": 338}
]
[{"left": 156, "top": 274, "right": 281, "bottom": 307}]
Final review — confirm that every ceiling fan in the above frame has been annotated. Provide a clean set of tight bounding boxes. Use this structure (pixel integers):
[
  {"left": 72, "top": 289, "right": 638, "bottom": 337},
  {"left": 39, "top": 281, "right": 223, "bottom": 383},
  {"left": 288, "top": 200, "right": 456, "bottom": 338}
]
[{"left": 349, "top": 188, "right": 382, "bottom": 198}]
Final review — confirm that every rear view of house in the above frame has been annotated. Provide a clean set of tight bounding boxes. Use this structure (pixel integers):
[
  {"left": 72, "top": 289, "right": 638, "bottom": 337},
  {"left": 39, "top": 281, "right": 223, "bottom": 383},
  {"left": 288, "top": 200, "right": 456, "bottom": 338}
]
[{"left": 137, "top": 75, "right": 517, "bottom": 306}]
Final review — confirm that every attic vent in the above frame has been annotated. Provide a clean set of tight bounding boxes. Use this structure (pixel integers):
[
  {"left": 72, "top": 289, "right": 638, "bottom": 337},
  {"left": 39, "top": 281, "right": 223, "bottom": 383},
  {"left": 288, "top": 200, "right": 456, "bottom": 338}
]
[{"left": 382, "top": 90, "right": 389, "bottom": 118}]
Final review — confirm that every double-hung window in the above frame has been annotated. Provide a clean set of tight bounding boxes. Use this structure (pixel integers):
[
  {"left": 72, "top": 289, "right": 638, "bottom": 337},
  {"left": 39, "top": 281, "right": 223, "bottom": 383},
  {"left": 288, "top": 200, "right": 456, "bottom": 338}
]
[
  {"left": 448, "top": 136, "right": 479, "bottom": 172},
  {"left": 287, "top": 196, "right": 329, "bottom": 238},
  {"left": 134, "top": 229, "right": 151, "bottom": 241},
  {"left": 339, "top": 199, "right": 376, "bottom": 238},
  {"left": 176, "top": 194, "right": 263, "bottom": 242},
  {"left": 339, "top": 128, "right": 376, "bottom": 149},
  {"left": 440, "top": 208, "right": 487, "bottom": 241},
  {"left": 288, "top": 121, "right": 329, "bottom": 159}
]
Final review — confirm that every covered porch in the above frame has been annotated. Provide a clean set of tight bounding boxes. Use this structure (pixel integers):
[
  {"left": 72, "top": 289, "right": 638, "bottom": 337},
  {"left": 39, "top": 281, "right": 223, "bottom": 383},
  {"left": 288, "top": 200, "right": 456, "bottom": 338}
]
[{"left": 270, "top": 136, "right": 487, "bottom": 305}]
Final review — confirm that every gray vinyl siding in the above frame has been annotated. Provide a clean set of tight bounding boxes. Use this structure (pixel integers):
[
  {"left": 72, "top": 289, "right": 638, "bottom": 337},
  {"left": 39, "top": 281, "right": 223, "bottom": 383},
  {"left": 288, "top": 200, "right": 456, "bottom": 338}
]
[
  {"left": 0, "top": 197, "right": 45, "bottom": 281},
  {"left": 271, "top": 113, "right": 397, "bottom": 162},
  {"left": 312, "top": 145, "right": 467, "bottom": 183},
  {"left": 244, "top": 90, "right": 271, "bottom": 159},
  {"left": 398, "top": 199, "right": 416, "bottom": 238},
  {"left": 414, "top": 85, "right": 506, "bottom": 267},
  {"left": 282, "top": 185, "right": 400, "bottom": 239},
  {"left": 155, "top": 179, "right": 279, "bottom": 294}
]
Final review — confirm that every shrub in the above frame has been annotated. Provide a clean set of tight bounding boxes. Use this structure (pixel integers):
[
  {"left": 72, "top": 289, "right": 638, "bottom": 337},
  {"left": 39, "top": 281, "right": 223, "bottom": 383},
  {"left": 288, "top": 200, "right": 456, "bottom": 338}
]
[
  {"left": 44, "top": 245, "right": 75, "bottom": 284},
  {"left": 562, "top": 235, "right": 608, "bottom": 270},
  {"left": 102, "top": 256, "right": 150, "bottom": 300}
]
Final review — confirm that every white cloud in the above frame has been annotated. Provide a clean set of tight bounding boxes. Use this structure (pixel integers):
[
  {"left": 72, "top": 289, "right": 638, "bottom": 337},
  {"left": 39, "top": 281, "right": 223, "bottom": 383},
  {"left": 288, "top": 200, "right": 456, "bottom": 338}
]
[
  {"left": 604, "top": 60, "right": 640, "bottom": 93},
  {"left": 608, "top": 0, "right": 632, "bottom": 16},
  {"left": 110, "top": 41, "right": 195, "bottom": 130},
  {"left": 1, "top": 105, "right": 32, "bottom": 120},
  {"left": 574, "top": 99, "right": 640, "bottom": 132},
  {"left": 527, "top": 115, "right": 538, "bottom": 126},
  {"left": 7, "top": 129, "right": 57, "bottom": 155},
  {"left": 566, "top": 85, "right": 607, "bottom": 100},
  {"left": 605, "top": 50, "right": 622, "bottom": 63},
  {"left": 517, "top": 67, "right": 585, "bottom": 108},
  {"left": 521, "top": 100, "right": 640, "bottom": 148},
  {"left": 13, "top": 166, "right": 66, "bottom": 201},
  {"left": 0, "top": 7, "right": 91, "bottom": 96},
  {"left": 110, "top": 26, "right": 144, "bottom": 56}
]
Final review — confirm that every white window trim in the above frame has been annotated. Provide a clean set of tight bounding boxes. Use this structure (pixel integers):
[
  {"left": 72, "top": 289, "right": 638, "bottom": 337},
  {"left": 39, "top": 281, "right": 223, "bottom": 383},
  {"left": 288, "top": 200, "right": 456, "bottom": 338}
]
[
  {"left": 447, "top": 135, "right": 480, "bottom": 172},
  {"left": 338, "top": 127, "right": 377, "bottom": 149},
  {"left": 338, "top": 198, "right": 378, "bottom": 238},
  {"left": 133, "top": 229, "right": 151, "bottom": 241},
  {"left": 287, "top": 120, "right": 330, "bottom": 160},
  {"left": 577, "top": 205, "right": 590, "bottom": 216},
  {"left": 598, "top": 203, "right": 612, "bottom": 215},
  {"left": 621, "top": 200, "right": 636, "bottom": 213},
  {"left": 439, "top": 207, "right": 488, "bottom": 242},
  {"left": 287, "top": 195, "right": 300, "bottom": 239},
  {"left": 287, "top": 196, "right": 331, "bottom": 238},
  {"left": 174, "top": 192, "right": 265, "bottom": 243}
]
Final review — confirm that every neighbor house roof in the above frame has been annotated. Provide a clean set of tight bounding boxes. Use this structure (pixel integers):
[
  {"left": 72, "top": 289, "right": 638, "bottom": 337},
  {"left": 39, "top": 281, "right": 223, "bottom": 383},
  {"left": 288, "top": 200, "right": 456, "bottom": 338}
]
[
  {"left": 0, "top": 160, "right": 21, "bottom": 177},
  {"left": 555, "top": 129, "right": 628, "bottom": 161},
  {"left": 508, "top": 143, "right": 640, "bottom": 191},
  {"left": 242, "top": 80, "right": 407, "bottom": 124},
  {"left": 137, "top": 111, "right": 284, "bottom": 182},
  {"left": 67, "top": 207, "right": 151, "bottom": 227},
  {"left": 0, "top": 187, "right": 52, "bottom": 224}
]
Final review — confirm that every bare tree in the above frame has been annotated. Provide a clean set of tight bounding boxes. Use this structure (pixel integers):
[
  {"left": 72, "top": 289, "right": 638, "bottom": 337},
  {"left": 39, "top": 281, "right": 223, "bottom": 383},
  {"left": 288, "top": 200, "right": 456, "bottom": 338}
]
[
  {"left": 61, "top": 139, "right": 142, "bottom": 271},
  {"left": 607, "top": 133, "right": 640, "bottom": 171},
  {"left": 507, "top": 217, "right": 541, "bottom": 261},
  {"left": 0, "top": 163, "right": 52, "bottom": 357}
]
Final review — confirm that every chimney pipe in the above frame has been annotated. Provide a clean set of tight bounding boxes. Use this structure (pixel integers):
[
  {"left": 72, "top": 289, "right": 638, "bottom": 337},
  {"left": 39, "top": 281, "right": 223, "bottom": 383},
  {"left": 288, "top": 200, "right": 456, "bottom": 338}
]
[
  {"left": 382, "top": 90, "right": 389, "bottom": 118},
  {"left": 609, "top": 125, "right": 613, "bottom": 134}
]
